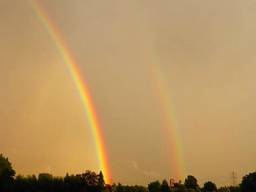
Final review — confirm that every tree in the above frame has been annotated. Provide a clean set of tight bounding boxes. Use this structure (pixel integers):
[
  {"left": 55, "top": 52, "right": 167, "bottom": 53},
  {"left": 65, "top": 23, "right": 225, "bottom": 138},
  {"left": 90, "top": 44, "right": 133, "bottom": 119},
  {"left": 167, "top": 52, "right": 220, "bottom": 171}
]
[
  {"left": 0, "top": 154, "right": 16, "bottom": 191},
  {"left": 81, "top": 170, "right": 102, "bottom": 192},
  {"left": 202, "top": 181, "right": 217, "bottom": 192},
  {"left": 64, "top": 173, "right": 83, "bottom": 192},
  {"left": 174, "top": 183, "right": 187, "bottom": 192},
  {"left": 184, "top": 175, "right": 199, "bottom": 190},
  {"left": 38, "top": 173, "right": 54, "bottom": 191},
  {"left": 229, "top": 186, "right": 240, "bottom": 192},
  {"left": 98, "top": 171, "right": 105, "bottom": 191},
  {"left": 15, "top": 175, "right": 28, "bottom": 192},
  {"left": 161, "top": 180, "right": 170, "bottom": 192},
  {"left": 148, "top": 181, "right": 161, "bottom": 192},
  {"left": 218, "top": 187, "right": 230, "bottom": 192},
  {"left": 240, "top": 171, "right": 256, "bottom": 192},
  {"left": 15, "top": 175, "right": 37, "bottom": 192}
]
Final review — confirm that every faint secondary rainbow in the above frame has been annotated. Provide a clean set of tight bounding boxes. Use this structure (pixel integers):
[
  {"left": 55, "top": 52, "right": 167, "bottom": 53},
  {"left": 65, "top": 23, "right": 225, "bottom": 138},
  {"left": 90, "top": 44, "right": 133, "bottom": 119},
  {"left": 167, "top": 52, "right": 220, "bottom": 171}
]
[
  {"left": 149, "top": 64, "right": 185, "bottom": 180},
  {"left": 131, "top": 2, "right": 186, "bottom": 179},
  {"left": 29, "top": 0, "right": 112, "bottom": 183},
  {"left": 135, "top": 14, "right": 186, "bottom": 179}
]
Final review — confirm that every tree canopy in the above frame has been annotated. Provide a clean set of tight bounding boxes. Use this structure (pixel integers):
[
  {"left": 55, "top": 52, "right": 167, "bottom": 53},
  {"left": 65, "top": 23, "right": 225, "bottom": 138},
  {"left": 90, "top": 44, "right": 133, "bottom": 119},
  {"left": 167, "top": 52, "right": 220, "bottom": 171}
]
[
  {"left": 240, "top": 172, "right": 256, "bottom": 192},
  {"left": 184, "top": 175, "right": 199, "bottom": 190},
  {"left": 0, "top": 153, "right": 254, "bottom": 192},
  {"left": 0, "top": 154, "right": 16, "bottom": 191},
  {"left": 203, "top": 181, "right": 217, "bottom": 192}
]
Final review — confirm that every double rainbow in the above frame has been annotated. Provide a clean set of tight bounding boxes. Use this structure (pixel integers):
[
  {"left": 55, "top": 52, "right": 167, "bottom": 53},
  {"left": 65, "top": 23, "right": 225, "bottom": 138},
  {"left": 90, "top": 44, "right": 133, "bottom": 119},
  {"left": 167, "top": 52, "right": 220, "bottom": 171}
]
[
  {"left": 29, "top": 0, "right": 186, "bottom": 184},
  {"left": 29, "top": 0, "right": 112, "bottom": 184}
]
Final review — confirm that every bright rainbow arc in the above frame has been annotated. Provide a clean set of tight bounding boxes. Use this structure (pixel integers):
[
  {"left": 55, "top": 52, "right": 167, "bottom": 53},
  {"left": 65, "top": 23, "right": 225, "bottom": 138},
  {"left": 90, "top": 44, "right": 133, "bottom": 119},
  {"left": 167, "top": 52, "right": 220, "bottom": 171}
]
[{"left": 29, "top": 0, "right": 112, "bottom": 184}]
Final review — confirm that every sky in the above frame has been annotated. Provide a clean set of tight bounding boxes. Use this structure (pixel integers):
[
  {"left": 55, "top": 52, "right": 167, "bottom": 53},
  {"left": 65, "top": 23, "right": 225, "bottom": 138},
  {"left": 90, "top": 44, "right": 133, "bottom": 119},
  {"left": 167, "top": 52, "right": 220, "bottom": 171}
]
[{"left": 1, "top": 0, "right": 256, "bottom": 187}]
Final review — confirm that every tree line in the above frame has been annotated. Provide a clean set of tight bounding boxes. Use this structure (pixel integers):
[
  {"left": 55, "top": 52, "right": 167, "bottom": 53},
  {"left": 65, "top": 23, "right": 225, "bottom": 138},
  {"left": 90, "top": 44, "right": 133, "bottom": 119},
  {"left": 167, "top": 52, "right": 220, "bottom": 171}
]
[{"left": 0, "top": 154, "right": 255, "bottom": 192}]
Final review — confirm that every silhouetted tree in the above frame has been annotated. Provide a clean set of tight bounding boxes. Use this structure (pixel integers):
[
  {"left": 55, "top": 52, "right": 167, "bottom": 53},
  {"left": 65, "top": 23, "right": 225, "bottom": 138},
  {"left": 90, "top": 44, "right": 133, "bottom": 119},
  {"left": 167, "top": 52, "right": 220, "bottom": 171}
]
[
  {"left": 217, "top": 187, "right": 230, "bottom": 192},
  {"left": 240, "top": 171, "right": 256, "bottom": 192},
  {"left": 229, "top": 186, "right": 240, "bottom": 192},
  {"left": 114, "top": 183, "right": 147, "bottom": 192},
  {"left": 218, "top": 186, "right": 240, "bottom": 192},
  {"left": 98, "top": 171, "right": 105, "bottom": 191},
  {"left": 52, "top": 177, "right": 64, "bottom": 192},
  {"left": 38, "top": 173, "right": 54, "bottom": 191},
  {"left": 2, "top": 153, "right": 256, "bottom": 192},
  {"left": 172, "top": 182, "right": 187, "bottom": 192},
  {"left": 105, "top": 184, "right": 113, "bottom": 192},
  {"left": 202, "top": 181, "right": 217, "bottom": 192},
  {"left": 0, "top": 154, "right": 16, "bottom": 191},
  {"left": 148, "top": 181, "right": 161, "bottom": 192},
  {"left": 80, "top": 170, "right": 103, "bottom": 192},
  {"left": 184, "top": 175, "right": 199, "bottom": 190},
  {"left": 64, "top": 173, "right": 82, "bottom": 192},
  {"left": 115, "top": 183, "right": 124, "bottom": 192},
  {"left": 15, "top": 175, "right": 30, "bottom": 192},
  {"left": 161, "top": 180, "right": 170, "bottom": 192}
]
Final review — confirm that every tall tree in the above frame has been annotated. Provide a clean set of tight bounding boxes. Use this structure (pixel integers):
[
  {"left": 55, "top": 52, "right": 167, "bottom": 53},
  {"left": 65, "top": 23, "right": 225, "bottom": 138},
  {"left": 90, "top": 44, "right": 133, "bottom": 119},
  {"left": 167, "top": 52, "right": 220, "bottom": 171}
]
[
  {"left": 0, "top": 154, "right": 16, "bottom": 191},
  {"left": 98, "top": 171, "right": 105, "bottom": 191}
]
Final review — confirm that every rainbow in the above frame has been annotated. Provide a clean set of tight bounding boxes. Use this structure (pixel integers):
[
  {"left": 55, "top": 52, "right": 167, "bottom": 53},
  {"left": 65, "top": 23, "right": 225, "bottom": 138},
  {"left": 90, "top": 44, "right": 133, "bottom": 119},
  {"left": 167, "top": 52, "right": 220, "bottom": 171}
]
[
  {"left": 135, "top": 5, "right": 186, "bottom": 179},
  {"left": 29, "top": 0, "right": 112, "bottom": 184},
  {"left": 150, "top": 65, "right": 185, "bottom": 180}
]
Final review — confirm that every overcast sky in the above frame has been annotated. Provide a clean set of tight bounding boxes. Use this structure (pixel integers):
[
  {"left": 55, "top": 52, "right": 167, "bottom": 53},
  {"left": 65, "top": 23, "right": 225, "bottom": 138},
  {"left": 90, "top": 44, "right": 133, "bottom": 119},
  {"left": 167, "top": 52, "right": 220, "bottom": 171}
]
[{"left": 1, "top": 0, "right": 256, "bottom": 186}]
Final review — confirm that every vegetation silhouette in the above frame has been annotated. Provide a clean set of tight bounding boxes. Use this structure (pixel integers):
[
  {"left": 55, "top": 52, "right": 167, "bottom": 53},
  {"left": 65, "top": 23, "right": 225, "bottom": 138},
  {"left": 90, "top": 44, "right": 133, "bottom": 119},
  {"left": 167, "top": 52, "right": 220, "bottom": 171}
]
[
  {"left": 0, "top": 154, "right": 254, "bottom": 192},
  {"left": 202, "top": 181, "right": 217, "bottom": 192}
]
